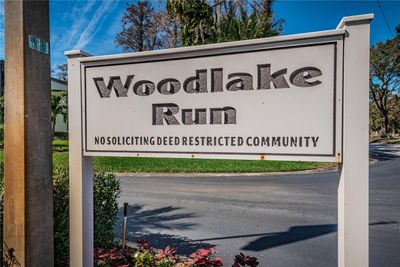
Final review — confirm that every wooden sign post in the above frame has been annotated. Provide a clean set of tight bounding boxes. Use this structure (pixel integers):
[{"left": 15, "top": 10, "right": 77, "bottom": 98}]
[
  {"left": 3, "top": 1, "right": 54, "bottom": 266},
  {"left": 337, "top": 15, "right": 371, "bottom": 267},
  {"left": 66, "top": 14, "right": 372, "bottom": 267}
]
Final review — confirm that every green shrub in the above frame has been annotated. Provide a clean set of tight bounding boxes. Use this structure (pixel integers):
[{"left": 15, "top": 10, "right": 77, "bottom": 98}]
[
  {"left": 0, "top": 165, "right": 121, "bottom": 266},
  {"left": 53, "top": 167, "right": 121, "bottom": 266},
  {"left": 93, "top": 171, "right": 121, "bottom": 248},
  {"left": 52, "top": 139, "right": 69, "bottom": 152},
  {"left": 53, "top": 166, "right": 70, "bottom": 266}
]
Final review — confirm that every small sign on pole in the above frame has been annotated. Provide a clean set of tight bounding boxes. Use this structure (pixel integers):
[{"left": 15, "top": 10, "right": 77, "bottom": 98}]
[
  {"left": 28, "top": 35, "right": 49, "bottom": 55},
  {"left": 66, "top": 14, "right": 373, "bottom": 267}
]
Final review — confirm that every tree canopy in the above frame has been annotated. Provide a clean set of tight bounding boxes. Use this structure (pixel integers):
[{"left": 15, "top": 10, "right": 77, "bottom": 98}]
[
  {"left": 370, "top": 25, "right": 400, "bottom": 137},
  {"left": 115, "top": 0, "right": 283, "bottom": 50},
  {"left": 53, "top": 64, "right": 68, "bottom": 82}
]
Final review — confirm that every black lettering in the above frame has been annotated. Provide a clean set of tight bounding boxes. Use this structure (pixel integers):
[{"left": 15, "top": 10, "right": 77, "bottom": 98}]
[
  {"left": 152, "top": 103, "right": 180, "bottom": 125},
  {"left": 218, "top": 137, "right": 224, "bottom": 146},
  {"left": 261, "top": 137, "right": 269, "bottom": 146},
  {"left": 210, "top": 107, "right": 236, "bottom": 124},
  {"left": 182, "top": 109, "right": 207, "bottom": 125},
  {"left": 257, "top": 64, "right": 289, "bottom": 89},
  {"left": 133, "top": 80, "right": 155, "bottom": 96},
  {"left": 93, "top": 75, "right": 134, "bottom": 97},
  {"left": 282, "top": 137, "right": 289, "bottom": 147},
  {"left": 290, "top": 137, "right": 297, "bottom": 147},
  {"left": 226, "top": 73, "right": 253, "bottom": 91},
  {"left": 183, "top": 69, "right": 208, "bottom": 93},
  {"left": 211, "top": 68, "right": 223, "bottom": 92},
  {"left": 157, "top": 78, "right": 181, "bottom": 95},
  {"left": 238, "top": 137, "right": 244, "bottom": 146},
  {"left": 290, "top": 67, "right": 322, "bottom": 87},
  {"left": 312, "top": 136, "right": 319, "bottom": 147},
  {"left": 207, "top": 137, "right": 212, "bottom": 146},
  {"left": 304, "top": 136, "right": 311, "bottom": 147},
  {"left": 246, "top": 137, "right": 252, "bottom": 146},
  {"left": 231, "top": 137, "right": 236, "bottom": 146},
  {"left": 272, "top": 137, "right": 281, "bottom": 146},
  {"left": 201, "top": 136, "right": 206, "bottom": 146}
]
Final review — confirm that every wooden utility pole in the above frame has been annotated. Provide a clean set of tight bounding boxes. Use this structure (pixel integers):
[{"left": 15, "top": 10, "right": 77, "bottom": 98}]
[{"left": 3, "top": 1, "right": 54, "bottom": 266}]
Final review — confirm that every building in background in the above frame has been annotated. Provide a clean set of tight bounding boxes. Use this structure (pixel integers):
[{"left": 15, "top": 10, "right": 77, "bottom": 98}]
[
  {"left": 52, "top": 77, "right": 67, "bottom": 92},
  {"left": 0, "top": 62, "right": 67, "bottom": 132},
  {"left": 51, "top": 77, "right": 68, "bottom": 132}
]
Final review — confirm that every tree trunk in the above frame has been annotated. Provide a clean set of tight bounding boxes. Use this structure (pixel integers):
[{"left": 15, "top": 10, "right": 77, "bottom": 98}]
[
  {"left": 379, "top": 112, "right": 388, "bottom": 137},
  {"left": 213, "top": 0, "right": 222, "bottom": 26}
]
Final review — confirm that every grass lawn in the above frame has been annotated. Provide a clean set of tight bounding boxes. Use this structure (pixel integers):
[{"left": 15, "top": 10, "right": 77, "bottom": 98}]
[
  {"left": 49, "top": 152, "right": 334, "bottom": 173},
  {"left": 53, "top": 139, "right": 69, "bottom": 152},
  {"left": 0, "top": 140, "right": 334, "bottom": 173}
]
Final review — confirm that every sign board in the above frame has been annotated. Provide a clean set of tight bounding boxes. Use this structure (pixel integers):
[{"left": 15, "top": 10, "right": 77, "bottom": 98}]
[
  {"left": 80, "top": 33, "right": 343, "bottom": 162},
  {"left": 66, "top": 14, "right": 373, "bottom": 267}
]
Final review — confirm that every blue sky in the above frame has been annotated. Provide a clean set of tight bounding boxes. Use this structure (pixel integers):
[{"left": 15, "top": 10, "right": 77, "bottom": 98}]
[{"left": 0, "top": 0, "right": 399, "bottom": 74}]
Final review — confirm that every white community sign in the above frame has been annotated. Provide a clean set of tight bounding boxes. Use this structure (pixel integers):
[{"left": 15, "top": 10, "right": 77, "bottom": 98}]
[
  {"left": 66, "top": 14, "right": 373, "bottom": 267},
  {"left": 85, "top": 41, "right": 339, "bottom": 161}
]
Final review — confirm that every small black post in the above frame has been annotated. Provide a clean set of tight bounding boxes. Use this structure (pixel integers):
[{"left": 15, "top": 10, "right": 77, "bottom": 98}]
[{"left": 122, "top": 202, "right": 128, "bottom": 249}]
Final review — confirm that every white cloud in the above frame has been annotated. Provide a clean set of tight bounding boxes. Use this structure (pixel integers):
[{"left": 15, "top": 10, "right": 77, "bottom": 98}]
[
  {"left": 52, "top": 1, "right": 98, "bottom": 52},
  {"left": 73, "top": 1, "right": 119, "bottom": 49},
  {"left": 62, "top": 0, "right": 96, "bottom": 22}
]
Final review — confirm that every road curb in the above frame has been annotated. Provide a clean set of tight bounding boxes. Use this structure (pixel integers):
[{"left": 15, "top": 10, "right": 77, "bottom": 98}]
[
  {"left": 114, "top": 158, "right": 380, "bottom": 177},
  {"left": 114, "top": 166, "right": 339, "bottom": 177}
]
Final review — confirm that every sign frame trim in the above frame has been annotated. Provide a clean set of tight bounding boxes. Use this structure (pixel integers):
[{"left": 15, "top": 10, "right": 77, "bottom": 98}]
[
  {"left": 76, "top": 28, "right": 346, "bottom": 65},
  {"left": 80, "top": 38, "right": 344, "bottom": 161}
]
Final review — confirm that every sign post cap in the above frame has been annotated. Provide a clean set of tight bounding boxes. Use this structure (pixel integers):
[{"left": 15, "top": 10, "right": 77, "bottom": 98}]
[
  {"left": 337, "top": 13, "right": 374, "bottom": 29},
  {"left": 65, "top": 49, "right": 92, "bottom": 58}
]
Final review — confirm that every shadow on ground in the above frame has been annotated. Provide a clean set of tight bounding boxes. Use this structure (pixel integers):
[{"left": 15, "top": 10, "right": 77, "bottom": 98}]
[
  {"left": 369, "top": 145, "right": 399, "bottom": 161},
  {"left": 114, "top": 203, "right": 398, "bottom": 255},
  {"left": 114, "top": 204, "right": 215, "bottom": 255},
  {"left": 192, "top": 221, "right": 398, "bottom": 252}
]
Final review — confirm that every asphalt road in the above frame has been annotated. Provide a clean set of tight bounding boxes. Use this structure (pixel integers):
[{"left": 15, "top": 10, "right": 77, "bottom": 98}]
[{"left": 115, "top": 144, "right": 400, "bottom": 267}]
